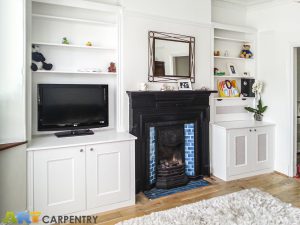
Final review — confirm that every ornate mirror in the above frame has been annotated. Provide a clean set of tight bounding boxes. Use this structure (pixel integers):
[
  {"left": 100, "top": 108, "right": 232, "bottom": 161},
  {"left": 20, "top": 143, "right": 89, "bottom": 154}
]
[{"left": 148, "top": 31, "right": 195, "bottom": 82}]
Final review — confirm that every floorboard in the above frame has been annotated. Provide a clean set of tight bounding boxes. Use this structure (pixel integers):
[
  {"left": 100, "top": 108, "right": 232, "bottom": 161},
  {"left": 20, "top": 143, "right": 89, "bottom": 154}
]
[{"left": 80, "top": 173, "right": 300, "bottom": 225}]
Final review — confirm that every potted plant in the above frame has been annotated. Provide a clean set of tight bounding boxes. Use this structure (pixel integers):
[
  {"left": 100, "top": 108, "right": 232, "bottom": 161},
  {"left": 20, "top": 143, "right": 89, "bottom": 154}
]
[
  {"left": 245, "top": 98, "right": 268, "bottom": 121},
  {"left": 244, "top": 81, "right": 268, "bottom": 121}
]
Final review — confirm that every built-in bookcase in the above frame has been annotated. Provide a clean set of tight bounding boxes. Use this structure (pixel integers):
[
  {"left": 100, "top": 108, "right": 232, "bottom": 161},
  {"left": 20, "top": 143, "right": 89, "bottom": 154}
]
[
  {"left": 27, "top": 0, "right": 122, "bottom": 137},
  {"left": 211, "top": 23, "right": 257, "bottom": 122}
]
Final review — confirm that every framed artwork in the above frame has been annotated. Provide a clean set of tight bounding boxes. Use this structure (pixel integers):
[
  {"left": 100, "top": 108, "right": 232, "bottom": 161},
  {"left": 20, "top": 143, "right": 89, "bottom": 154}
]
[
  {"left": 177, "top": 79, "right": 192, "bottom": 90},
  {"left": 227, "top": 63, "right": 238, "bottom": 76}
]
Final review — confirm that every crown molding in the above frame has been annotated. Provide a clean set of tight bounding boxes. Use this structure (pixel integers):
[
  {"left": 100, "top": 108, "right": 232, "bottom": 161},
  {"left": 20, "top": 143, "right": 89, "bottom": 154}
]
[
  {"left": 123, "top": 10, "right": 212, "bottom": 29},
  {"left": 213, "top": 0, "right": 294, "bottom": 10},
  {"left": 247, "top": 0, "right": 295, "bottom": 11}
]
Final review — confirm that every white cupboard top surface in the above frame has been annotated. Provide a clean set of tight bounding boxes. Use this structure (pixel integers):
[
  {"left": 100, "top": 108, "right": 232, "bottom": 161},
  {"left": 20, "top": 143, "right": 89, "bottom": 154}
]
[
  {"left": 212, "top": 120, "right": 275, "bottom": 130},
  {"left": 27, "top": 130, "right": 136, "bottom": 151}
]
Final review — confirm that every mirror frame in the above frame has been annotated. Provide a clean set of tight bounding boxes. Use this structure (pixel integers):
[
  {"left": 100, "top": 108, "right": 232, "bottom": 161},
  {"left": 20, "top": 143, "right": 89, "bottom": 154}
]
[{"left": 148, "top": 31, "right": 195, "bottom": 83}]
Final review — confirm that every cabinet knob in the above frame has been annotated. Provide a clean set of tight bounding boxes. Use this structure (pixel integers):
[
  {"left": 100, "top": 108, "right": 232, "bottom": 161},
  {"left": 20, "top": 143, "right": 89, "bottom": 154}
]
[
  {"left": 90, "top": 148, "right": 94, "bottom": 151},
  {"left": 249, "top": 129, "right": 252, "bottom": 132},
  {"left": 80, "top": 149, "right": 84, "bottom": 152},
  {"left": 254, "top": 129, "right": 257, "bottom": 132}
]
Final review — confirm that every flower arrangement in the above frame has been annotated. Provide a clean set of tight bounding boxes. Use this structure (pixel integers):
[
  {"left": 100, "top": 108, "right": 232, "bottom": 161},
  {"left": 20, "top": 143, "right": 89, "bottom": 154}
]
[
  {"left": 252, "top": 80, "right": 263, "bottom": 97},
  {"left": 244, "top": 80, "right": 268, "bottom": 121}
]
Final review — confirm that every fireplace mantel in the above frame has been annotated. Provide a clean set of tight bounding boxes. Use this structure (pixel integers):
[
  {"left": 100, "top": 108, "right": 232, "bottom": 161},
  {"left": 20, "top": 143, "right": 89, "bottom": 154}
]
[{"left": 127, "top": 90, "right": 217, "bottom": 192}]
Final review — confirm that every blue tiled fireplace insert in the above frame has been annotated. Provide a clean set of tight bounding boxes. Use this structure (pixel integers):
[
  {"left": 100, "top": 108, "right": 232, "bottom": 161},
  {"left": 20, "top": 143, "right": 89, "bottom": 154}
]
[{"left": 149, "top": 123, "right": 195, "bottom": 185}]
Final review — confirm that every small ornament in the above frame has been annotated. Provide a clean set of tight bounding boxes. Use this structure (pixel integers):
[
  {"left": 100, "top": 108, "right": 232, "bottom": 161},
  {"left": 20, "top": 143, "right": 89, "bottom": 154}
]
[
  {"left": 214, "top": 50, "right": 220, "bottom": 56},
  {"left": 86, "top": 41, "right": 92, "bottom": 46},
  {"left": 139, "top": 83, "right": 148, "bottom": 91},
  {"left": 108, "top": 62, "right": 116, "bottom": 72},
  {"left": 240, "top": 44, "right": 253, "bottom": 58},
  {"left": 62, "top": 37, "right": 70, "bottom": 45},
  {"left": 224, "top": 50, "right": 229, "bottom": 57}
]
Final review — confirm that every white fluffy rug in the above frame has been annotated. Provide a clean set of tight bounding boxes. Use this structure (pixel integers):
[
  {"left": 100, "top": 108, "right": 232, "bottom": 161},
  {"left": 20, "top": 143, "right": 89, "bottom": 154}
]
[{"left": 117, "top": 188, "right": 300, "bottom": 225}]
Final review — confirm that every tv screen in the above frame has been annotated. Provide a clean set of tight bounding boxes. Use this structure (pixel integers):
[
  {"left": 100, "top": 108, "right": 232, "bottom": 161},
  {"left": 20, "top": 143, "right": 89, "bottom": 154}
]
[{"left": 38, "top": 84, "right": 108, "bottom": 131}]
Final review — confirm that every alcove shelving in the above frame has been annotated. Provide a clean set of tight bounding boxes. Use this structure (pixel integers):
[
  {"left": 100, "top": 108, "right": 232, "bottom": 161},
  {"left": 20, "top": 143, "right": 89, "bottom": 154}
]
[
  {"left": 27, "top": 0, "right": 122, "bottom": 137},
  {"left": 211, "top": 23, "right": 257, "bottom": 122}
]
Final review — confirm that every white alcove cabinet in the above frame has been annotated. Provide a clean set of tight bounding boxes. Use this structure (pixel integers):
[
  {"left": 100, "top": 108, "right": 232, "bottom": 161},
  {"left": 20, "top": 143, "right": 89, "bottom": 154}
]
[
  {"left": 212, "top": 121, "right": 275, "bottom": 181},
  {"left": 27, "top": 131, "right": 136, "bottom": 216}
]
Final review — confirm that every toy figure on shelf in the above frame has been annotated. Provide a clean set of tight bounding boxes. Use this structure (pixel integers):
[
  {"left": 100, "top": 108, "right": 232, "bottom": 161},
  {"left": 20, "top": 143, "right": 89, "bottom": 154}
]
[
  {"left": 108, "top": 62, "right": 116, "bottom": 72},
  {"left": 31, "top": 45, "right": 53, "bottom": 71},
  {"left": 240, "top": 44, "right": 253, "bottom": 58},
  {"left": 214, "top": 67, "right": 225, "bottom": 76},
  {"left": 214, "top": 50, "right": 220, "bottom": 56},
  {"left": 85, "top": 41, "right": 92, "bottom": 46},
  {"left": 62, "top": 37, "right": 70, "bottom": 45}
]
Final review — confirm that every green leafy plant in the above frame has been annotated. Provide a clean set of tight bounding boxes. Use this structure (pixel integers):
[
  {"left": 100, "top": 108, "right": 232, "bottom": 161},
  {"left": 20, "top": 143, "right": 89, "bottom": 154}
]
[{"left": 245, "top": 98, "right": 268, "bottom": 116}]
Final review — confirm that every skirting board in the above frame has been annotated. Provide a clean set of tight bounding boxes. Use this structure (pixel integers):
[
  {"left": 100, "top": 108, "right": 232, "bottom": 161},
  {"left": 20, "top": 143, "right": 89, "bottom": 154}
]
[{"left": 213, "top": 168, "right": 274, "bottom": 182}]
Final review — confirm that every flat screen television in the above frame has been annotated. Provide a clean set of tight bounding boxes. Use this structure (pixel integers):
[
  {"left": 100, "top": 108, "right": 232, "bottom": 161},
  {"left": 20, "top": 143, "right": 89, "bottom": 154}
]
[{"left": 38, "top": 84, "right": 108, "bottom": 137}]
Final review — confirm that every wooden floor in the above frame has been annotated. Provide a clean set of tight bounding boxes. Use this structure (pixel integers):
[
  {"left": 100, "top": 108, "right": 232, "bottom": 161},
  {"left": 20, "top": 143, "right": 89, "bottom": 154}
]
[{"left": 93, "top": 173, "right": 300, "bottom": 225}]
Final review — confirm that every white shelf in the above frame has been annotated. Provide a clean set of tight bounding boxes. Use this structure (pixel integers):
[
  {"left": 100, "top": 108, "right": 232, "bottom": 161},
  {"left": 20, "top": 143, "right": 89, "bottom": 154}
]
[
  {"left": 213, "top": 97, "right": 255, "bottom": 100},
  {"left": 214, "top": 56, "right": 255, "bottom": 61},
  {"left": 214, "top": 36, "right": 253, "bottom": 43},
  {"left": 214, "top": 75, "right": 255, "bottom": 79},
  {"left": 27, "top": 130, "right": 136, "bottom": 151},
  {"left": 32, "top": 42, "right": 116, "bottom": 51},
  {"left": 33, "top": 70, "right": 117, "bottom": 75},
  {"left": 32, "top": 13, "right": 117, "bottom": 26}
]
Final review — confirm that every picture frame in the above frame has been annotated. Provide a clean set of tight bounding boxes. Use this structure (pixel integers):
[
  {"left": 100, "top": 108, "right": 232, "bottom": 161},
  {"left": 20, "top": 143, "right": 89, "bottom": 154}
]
[
  {"left": 227, "top": 63, "right": 238, "bottom": 76},
  {"left": 177, "top": 79, "right": 192, "bottom": 90}
]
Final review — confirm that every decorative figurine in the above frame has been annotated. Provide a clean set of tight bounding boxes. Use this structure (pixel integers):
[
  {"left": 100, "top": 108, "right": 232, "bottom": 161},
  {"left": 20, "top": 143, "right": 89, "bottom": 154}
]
[
  {"left": 62, "top": 37, "right": 70, "bottom": 45},
  {"left": 240, "top": 44, "right": 253, "bottom": 58},
  {"left": 85, "top": 41, "right": 92, "bottom": 46},
  {"left": 108, "top": 62, "right": 116, "bottom": 72},
  {"left": 214, "top": 50, "right": 221, "bottom": 56},
  {"left": 31, "top": 45, "right": 53, "bottom": 71}
]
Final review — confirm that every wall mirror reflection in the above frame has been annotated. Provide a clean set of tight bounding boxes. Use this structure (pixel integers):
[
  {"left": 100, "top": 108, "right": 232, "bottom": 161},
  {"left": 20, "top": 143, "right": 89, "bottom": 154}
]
[{"left": 148, "top": 31, "right": 195, "bottom": 82}]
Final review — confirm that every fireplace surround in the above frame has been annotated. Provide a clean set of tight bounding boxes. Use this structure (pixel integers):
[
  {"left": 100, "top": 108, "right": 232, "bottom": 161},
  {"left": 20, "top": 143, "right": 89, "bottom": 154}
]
[{"left": 127, "top": 90, "right": 216, "bottom": 192}]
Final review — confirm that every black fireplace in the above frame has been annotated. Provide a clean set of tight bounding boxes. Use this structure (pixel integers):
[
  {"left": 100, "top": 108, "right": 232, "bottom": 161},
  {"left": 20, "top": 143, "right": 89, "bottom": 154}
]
[{"left": 127, "top": 90, "right": 217, "bottom": 192}]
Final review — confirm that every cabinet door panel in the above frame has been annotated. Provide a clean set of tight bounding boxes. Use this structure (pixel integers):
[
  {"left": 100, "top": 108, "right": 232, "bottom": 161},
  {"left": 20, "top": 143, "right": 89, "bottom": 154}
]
[
  {"left": 86, "top": 141, "right": 131, "bottom": 209},
  {"left": 33, "top": 146, "right": 86, "bottom": 215},
  {"left": 253, "top": 127, "right": 273, "bottom": 170},
  {"left": 228, "top": 129, "right": 252, "bottom": 176}
]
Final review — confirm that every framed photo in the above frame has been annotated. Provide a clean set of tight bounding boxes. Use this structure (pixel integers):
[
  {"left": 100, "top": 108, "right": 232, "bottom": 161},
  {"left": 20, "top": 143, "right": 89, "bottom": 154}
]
[
  {"left": 177, "top": 79, "right": 192, "bottom": 90},
  {"left": 227, "top": 63, "right": 238, "bottom": 76}
]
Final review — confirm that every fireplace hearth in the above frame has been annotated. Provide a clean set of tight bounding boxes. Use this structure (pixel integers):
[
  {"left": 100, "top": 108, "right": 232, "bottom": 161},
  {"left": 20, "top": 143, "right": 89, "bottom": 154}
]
[{"left": 127, "top": 90, "right": 217, "bottom": 193}]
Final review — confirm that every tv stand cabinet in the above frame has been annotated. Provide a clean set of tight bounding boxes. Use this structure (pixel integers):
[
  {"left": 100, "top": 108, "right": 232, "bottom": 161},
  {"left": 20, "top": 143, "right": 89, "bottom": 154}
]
[{"left": 27, "top": 130, "right": 136, "bottom": 216}]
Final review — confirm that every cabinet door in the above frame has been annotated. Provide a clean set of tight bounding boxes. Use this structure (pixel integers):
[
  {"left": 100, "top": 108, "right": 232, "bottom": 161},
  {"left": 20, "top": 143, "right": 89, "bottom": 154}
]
[
  {"left": 33, "top": 146, "right": 86, "bottom": 215},
  {"left": 228, "top": 129, "right": 252, "bottom": 176},
  {"left": 252, "top": 126, "right": 274, "bottom": 170},
  {"left": 86, "top": 141, "right": 131, "bottom": 209}
]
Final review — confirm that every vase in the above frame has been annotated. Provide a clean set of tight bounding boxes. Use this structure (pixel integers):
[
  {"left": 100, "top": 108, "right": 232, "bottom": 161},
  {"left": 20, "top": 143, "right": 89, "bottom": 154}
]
[{"left": 254, "top": 114, "right": 263, "bottom": 121}]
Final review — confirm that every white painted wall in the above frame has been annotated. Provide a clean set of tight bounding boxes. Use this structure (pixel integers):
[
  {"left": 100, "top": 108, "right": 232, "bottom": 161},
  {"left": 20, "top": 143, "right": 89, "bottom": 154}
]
[
  {"left": 0, "top": 145, "right": 27, "bottom": 217},
  {"left": 122, "top": 0, "right": 211, "bottom": 24},
  {"left": 297, "top": 49, "right": 300, "bottom": 100},
  {"left": 0, "top": 0, "right": 26, "bottom": 143},
  {"left": 121, "top": 0, "right": 212, "bottom": 130},
  {"left": 247, "top": 2, "right": 300, "bottom": 175},
  {"left": 212, "top": 0, "right": 247, "bottom": 26}
]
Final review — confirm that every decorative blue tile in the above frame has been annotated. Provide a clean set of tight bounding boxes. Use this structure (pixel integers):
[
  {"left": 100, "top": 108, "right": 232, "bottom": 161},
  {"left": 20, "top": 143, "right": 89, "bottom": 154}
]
[
  {"left": 184, "top": 123, "right": 195, "bottom": 176},
  {"left": 149, "top": 127, "right": 156, "bottom": 185}
]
